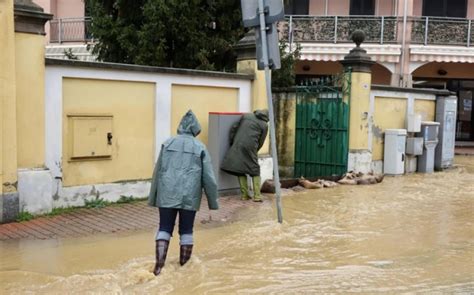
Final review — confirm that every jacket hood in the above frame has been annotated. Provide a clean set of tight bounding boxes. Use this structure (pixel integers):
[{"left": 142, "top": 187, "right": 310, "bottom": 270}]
[
  {"left": 254, "top": 109, "right": 269, "bottom": 122},
  {"left": 177, "top": 110, "right": 201, "bottom": 137}
]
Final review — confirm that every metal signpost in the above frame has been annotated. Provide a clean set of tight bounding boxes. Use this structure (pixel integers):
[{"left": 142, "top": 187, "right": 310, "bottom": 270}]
[{"left": 241, "top": 0, "right": 284, "bottom": 223}]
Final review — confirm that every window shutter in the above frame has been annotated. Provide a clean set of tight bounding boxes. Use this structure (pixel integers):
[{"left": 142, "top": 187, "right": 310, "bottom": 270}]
[
  {"left": 447, "top": 0, "right": 467, "bottom": 17},
  {"left": 350, "top": 0, "right": 375, "bottom": 15},
  {"left": 423, "top": 0, "right": 467, "bottom": 17},
  {"left": 423, "top": 0, "right": 445, "bottom": 16}
]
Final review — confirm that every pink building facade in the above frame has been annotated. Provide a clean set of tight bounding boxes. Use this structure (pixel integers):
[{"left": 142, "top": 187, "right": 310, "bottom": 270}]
[
  {"left": 283, "top": 0, "right": 474, "bottom": 141},
  {"left": 36, "top": 0, "right": 87, "bottom": 43},
  {"left": 35, "top": 0, "right": 93, "bottom": 60}
]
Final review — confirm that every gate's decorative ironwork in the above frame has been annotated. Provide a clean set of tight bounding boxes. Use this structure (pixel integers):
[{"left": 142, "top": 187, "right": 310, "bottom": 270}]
[{"left": 294, "top": 71, "right": 351, "bottom": 178}]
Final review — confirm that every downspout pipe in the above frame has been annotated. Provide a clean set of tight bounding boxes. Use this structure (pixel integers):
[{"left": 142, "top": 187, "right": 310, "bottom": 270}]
[{"left": 400, "top": 0, "right": 409, "bottom": 87}]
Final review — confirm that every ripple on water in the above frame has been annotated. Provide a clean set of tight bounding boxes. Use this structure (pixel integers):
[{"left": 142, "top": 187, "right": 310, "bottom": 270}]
[{"left": 1, "top": 157, "right": 473, "bottom": 293}]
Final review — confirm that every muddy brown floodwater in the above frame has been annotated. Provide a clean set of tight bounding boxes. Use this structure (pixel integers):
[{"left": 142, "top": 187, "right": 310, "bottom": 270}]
[{"left": 1, "top": 156, "right": 473, "bottom": 294}]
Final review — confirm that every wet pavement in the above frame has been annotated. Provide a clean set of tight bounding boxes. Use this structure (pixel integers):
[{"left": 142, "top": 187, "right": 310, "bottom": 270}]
[
  {"left": 455, "top": 146, "right": 474, "bottom": 156},
  {"left": 0, "top": 196, "right": 255, "bottom": 240},
  {"left": 1, "top": 156, "right": 473, "bottom": 293}
]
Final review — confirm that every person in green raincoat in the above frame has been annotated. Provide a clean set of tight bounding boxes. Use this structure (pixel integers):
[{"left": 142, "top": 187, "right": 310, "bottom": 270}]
[
  {"left": 221, "top": 109, "right": 269, "bottom": 202},
  {"left": 148, "top": 110, "right": 218, "bottom": 276}
]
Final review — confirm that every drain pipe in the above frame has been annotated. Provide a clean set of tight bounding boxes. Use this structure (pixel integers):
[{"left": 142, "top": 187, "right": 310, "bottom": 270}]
[{"left": 400, "top": 0, "right": 409, "bottom": 87}]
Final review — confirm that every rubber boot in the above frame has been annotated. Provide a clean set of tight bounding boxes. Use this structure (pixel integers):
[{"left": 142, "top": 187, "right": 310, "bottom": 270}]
[
  {"left": 252, "top": 176, "right": 263, "bottom": 202},
  {"left": 153, "top": 239, "right": 169, "bottom": 276},
  {"left": 238, "top": 176, "right": 251, "bottom": 200},
  {"left": 179, "top": 245, "right": 193, "bottom": 266}
]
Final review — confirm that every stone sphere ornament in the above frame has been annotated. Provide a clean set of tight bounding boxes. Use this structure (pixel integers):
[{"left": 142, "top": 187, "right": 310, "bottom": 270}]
[{"left": 351, "top": 30, "right": 366, "bottom": 47}]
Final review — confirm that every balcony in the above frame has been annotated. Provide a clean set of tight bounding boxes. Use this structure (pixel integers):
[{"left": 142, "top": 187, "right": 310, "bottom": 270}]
[
  {"left": 280, "top": 15, "right": 473, "bottom": 47},
  {"left": 49, "top": 17, "right": 92, "bottom": 43},
  {"left": 280, "top": 16, "right": 399, "bottom": 44},
  {"left": 410, "top": 16, "right": 473, "bottom": 47}
]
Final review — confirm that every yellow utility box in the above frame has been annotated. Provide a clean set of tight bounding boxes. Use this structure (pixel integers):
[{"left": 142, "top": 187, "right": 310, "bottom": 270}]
[{"left": 67, "top": 115, "right": 113, "bottom": 160}]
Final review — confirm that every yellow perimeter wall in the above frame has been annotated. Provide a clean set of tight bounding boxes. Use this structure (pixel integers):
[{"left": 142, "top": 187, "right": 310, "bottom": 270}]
[
  {"left": 0, "top": 0, "right": 17, "bottom": 193},
  {"left": 372, "top": 96, "right": 435, "bottom": 161},
  {"left": 349, "top": 73, "right": 372, "bottom": 150},
  {"left": 414, "top": 100, "right": 436, "bottom": 122},
  {"left": 171, "top": 84, "right": 239, "bottom": 145},
  {"left": 63, "top": 78, "right": 155, "bottom": 186},
  {"left": 15, "top": 32, "right": 46, "bottom": 168}
]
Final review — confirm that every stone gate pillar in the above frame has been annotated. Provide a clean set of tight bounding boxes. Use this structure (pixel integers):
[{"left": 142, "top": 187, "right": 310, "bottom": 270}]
[
  {"left": 0, "top": 0, "right": 18, "bottom": 223},
  {"left": 0, "top": 0, "right": 51, "bottom": 223},
  {"left": 234, "top": 30, "right": 270, "bottom": 155},
  {"left": 340, "top": 31, "right": 375, "bottom": 173}
]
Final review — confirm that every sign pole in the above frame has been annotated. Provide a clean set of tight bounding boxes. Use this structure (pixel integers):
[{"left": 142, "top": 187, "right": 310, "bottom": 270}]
[{"left": 257, "top": 0, "right": 283, "bottom": 223}]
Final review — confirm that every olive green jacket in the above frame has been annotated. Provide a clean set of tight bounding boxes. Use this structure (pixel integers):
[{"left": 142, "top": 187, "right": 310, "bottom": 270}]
[
  {"left": 221, "top": 110, "right": 269, "bottom": 177},
  {"left": 148, "top": 110, "right": 218, "bottom": 211}
]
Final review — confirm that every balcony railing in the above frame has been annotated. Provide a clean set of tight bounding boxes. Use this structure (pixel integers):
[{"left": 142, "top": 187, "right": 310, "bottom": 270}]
[
  {"left": 280, "top": 15, "right": 399, "bottom": 44},
  {"left": 411, "top": 16, "right": 473, "bottom": 46},
  {"left": 50, "top": 17, "right": 92, "bottom": 43},
  {"left": 281, "top": 15, "right": 474, "bottom": 47}
]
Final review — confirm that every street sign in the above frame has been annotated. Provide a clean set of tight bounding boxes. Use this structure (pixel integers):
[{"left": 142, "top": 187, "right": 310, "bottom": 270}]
[
  {"left": 256, "top": 23, "right": 281, "bottom": 70},
  {"left": 241, "top": 0, "right": 284, "bottom": 28},
  {"left": 240, "top": 0, "right": 284, "bottom": 223}
]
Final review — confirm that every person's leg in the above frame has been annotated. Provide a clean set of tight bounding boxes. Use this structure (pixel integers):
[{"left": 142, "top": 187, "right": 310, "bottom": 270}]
[
  {"left": 178, "top": 209, "right": 197, "bottom": 266},
  {"left": 252, "top": 176, "right": 263, "bottom": 202},
  {"left": 238, "top": 175, "right": 250, "bottom": 200},
  {"left": 153, "top": 207, "right": 178, "bottom": 275}
]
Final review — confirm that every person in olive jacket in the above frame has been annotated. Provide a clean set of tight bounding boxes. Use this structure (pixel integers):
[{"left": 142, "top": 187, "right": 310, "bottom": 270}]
[
  {"left": 221, "top": 109, "right": 269, "bottom": 202},
  {"left": 148, "top": 110, "right": 218, "bottom": 276}
]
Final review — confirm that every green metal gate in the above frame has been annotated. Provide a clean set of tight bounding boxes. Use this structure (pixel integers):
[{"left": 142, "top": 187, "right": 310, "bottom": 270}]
[{"left": 294, "top": 72, "right": 351, "bottom": 178}]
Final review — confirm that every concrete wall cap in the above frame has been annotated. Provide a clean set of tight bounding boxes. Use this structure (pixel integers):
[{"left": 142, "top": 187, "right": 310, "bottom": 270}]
[
  {"left": 372, "top": 84, "right": 454, "bottom": 96},
  {"left": 45, "top": 58, "right": 255, "bottom": 80}
]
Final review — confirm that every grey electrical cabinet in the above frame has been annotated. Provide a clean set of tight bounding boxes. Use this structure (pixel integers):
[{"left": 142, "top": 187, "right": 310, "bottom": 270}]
[
  {"left": 417, "top": 122, "right": 440, "bottom": 173},
  {"left": 435, "top": 96, "right": 457, "bottom": 170},
  {"left": 208, "top": 112, "right": 243, "bottom": 195}
]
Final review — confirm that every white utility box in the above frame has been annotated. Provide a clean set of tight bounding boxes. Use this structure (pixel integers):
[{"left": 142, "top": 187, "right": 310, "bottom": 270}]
[
  {"left": 407, "top": 114, "right": 422, "bottom": 133},
  {"left": 384, "top": 129, "right": 407, "bottom": 175},
  {"left": 435, "top": 96, "right": 457, "bottom": 170},
  {"left": 406, "top": 137, "right": 424, "bottom": 155}
]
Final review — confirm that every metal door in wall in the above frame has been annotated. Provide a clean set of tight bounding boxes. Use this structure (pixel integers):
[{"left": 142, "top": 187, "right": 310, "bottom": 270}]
[{"left": 294, "top": 72, "right": 351, "bottom": 178}]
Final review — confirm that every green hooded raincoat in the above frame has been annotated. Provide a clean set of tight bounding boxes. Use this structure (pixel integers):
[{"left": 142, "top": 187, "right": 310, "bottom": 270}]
[
  {"left": 148, "top": 110, "right": 218, "bottom": 211},
  {"left": 221, "top": 110, "right": 269, "bottom": 177}
]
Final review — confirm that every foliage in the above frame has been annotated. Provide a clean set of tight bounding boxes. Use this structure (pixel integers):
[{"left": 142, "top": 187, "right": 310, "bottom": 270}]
[
  {"left": 117, "top": 195, "right": 135, "bottom": 204},
  {"left": 46, "top": 207, "right": 77, "bottom": 216},
  {"left": 63, "top": 48, "right": 79, "bottom": 60},
  {"left": 86, "top": 0, "right": 245, "bottom": 71},
  {"left": 16, "top": 211, "right": 34, "bottom": 222},
  {"left": 14, "top": 197, "right": 149, "bottom": 222},
  {"left": 271, "top": 43, "right": 301, "bottom": 88},
  {"left": 84, "top": 195, "right": 110, "bottom": 209},
  {"left": 116, "top": 195, "right": 147, "bottom": 204}
]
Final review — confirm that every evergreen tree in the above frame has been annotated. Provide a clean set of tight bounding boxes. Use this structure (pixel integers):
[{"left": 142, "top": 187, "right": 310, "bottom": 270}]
[
  {"left": 87, "top": 0, "right": 245, "bottom": 71},
  {"left": 271, "top": 43, "right": 300, "bottom": 88}
]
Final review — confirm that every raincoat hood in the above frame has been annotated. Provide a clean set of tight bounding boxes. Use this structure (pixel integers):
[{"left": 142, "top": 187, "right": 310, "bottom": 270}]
[
  {"left": 254, "top": 109, "right": 269, "bottom": 122},
  {"left": 177, "top": 110, "right": 201, "bottom": 137}
]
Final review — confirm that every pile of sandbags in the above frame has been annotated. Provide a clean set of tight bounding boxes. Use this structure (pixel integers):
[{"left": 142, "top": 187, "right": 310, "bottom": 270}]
[
  {"left": 298, "top": 177, "right": 339, "bottom": 189},
  {"left": 337, "top": 171, "right": 384, "bottom": 185},
  {"left": 261, "top": 171, "right": 385, "bottom": 194}
]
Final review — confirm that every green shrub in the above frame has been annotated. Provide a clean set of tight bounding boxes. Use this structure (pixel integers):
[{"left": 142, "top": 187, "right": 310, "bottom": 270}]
[
  {"left": 84, "top": 196, "right": 110, "bottom": 208},
  {"left": 16, "top": 211, "right": 34, "bottom": 222}
]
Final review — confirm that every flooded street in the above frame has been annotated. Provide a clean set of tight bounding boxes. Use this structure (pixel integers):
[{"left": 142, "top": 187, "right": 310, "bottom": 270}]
[{"left": 1, "top": 156, "right": 473, "bottom": 294}]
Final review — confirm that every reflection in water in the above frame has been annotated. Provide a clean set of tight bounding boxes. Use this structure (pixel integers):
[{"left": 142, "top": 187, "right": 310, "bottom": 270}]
[{"left": 1, "top": 156, "right": 474, "bottom": 293}]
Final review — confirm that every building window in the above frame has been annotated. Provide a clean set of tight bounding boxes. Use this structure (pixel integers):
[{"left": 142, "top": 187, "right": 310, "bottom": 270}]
[
  {"left": 350, "top": 0, "right": 375, "bottom": 15},
  {"left": 284, "top": 0, "right": 309, "bottom": 15},
  {"left": 423, "top": 0, "right": 467, "bottom": 18}
]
